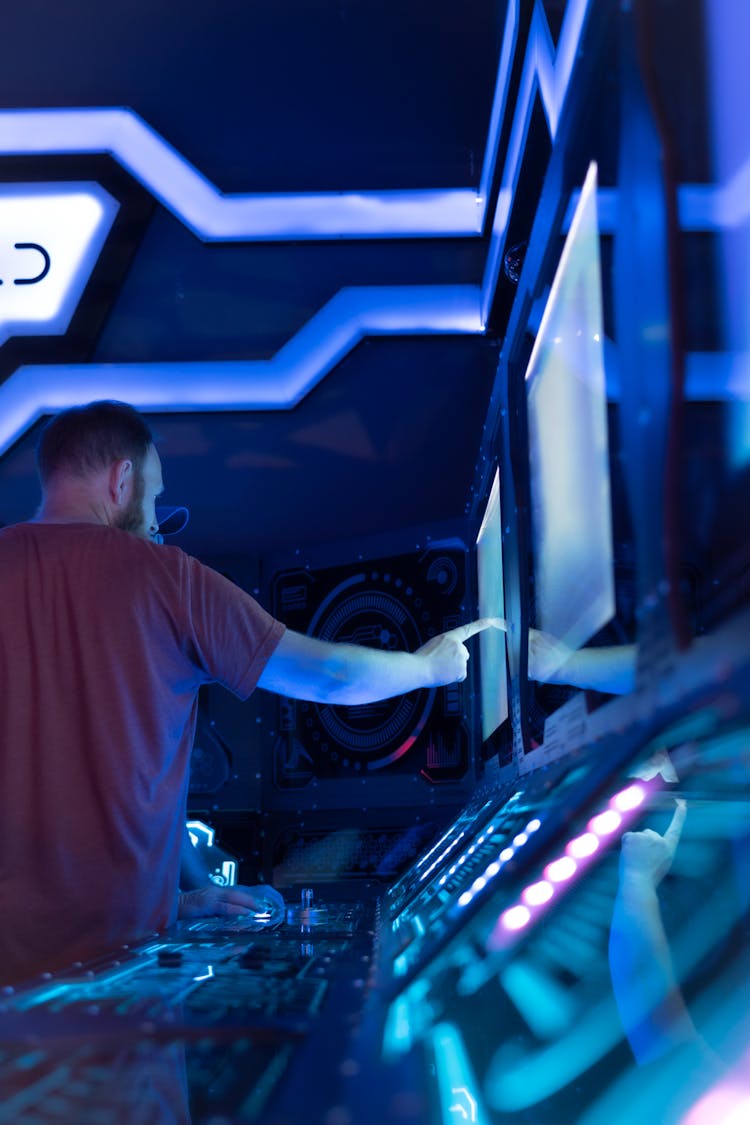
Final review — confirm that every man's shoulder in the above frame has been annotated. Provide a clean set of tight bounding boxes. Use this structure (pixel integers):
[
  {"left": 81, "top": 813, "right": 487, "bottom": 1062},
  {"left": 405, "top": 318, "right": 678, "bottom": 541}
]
[{"left": 1, "top": 521, "right": 192, "bottom": 574}]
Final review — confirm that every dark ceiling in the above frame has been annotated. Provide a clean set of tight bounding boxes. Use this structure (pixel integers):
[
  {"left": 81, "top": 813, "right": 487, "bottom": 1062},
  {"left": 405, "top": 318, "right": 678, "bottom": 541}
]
[{"left": 0, "top": 0, "right": 511, "bottom": 561}]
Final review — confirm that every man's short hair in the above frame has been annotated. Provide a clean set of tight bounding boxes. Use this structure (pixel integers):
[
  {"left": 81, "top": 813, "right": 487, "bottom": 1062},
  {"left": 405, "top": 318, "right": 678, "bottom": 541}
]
[{"left": 37, "top": 401, "right": 154, "bottom": 484}]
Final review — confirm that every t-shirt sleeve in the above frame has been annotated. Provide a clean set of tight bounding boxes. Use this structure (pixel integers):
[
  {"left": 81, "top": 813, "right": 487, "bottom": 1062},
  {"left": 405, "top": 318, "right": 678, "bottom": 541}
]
[{"left": 183, "top": 555, "right": 286, "bottom": 698}]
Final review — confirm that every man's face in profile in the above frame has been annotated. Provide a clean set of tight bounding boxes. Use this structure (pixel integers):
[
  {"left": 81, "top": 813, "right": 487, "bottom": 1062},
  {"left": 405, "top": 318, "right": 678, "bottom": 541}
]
[{"left": 113, "top": 445, "right": 163, "bottom": 540}]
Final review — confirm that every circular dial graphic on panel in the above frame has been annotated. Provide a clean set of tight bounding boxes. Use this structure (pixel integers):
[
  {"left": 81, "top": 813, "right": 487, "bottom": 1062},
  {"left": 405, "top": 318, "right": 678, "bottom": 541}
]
[{"left": 301, "top": 571, "right": 437, "bottom": 771}]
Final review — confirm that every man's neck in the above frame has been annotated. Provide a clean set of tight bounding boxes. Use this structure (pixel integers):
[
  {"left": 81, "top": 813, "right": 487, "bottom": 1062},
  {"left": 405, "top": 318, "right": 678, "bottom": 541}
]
[{"left": 35, "top": 493, "right": 109, "bottom": 527}]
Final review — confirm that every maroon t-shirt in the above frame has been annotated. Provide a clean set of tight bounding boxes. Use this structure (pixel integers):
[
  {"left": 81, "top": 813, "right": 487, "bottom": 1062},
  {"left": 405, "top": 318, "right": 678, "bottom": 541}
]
[{"left": 0, "top": 522, "right": 285, "bottom": 983}]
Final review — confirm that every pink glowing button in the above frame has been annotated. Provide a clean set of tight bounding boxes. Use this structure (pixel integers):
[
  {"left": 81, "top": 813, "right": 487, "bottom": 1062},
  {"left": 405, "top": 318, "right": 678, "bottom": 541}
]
[
  {"left": 567, "top": 833, "right": 599, "bottom": 859},
  {"left": 612, "top": 784, "right": 646, "bottom": 812},
  {"left": 523, "top": 880, "right": 554, "bottom": 906},
  {"left": 544, "top": 856, "right": 577, "bottom": 882},
  {"left": 501, "top": 905, "right": 531, "bottom": 931},
  {"left": 589, "top": 809, "right": 622, "bottom": 836}
]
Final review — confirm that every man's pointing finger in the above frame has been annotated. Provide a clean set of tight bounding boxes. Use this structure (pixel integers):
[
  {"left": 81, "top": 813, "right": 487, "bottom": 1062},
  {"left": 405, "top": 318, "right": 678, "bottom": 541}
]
[{"left": 449, "top": 618, "right": 508, "bottom": 644}]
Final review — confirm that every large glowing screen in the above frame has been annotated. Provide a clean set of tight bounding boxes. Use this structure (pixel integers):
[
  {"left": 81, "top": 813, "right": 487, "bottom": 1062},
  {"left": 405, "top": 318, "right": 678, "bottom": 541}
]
[
  {"left": 525, "top": 162, "right": 615, "bottom": 680},
  {"left": 476, "top": 468, "right": 508, "bottom": 739}
]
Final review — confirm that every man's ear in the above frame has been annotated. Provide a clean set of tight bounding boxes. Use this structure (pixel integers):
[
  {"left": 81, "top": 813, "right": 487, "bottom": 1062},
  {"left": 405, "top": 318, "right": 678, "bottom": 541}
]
[{"left": 109, "top": 459, "right": 133, "bottom": 507}]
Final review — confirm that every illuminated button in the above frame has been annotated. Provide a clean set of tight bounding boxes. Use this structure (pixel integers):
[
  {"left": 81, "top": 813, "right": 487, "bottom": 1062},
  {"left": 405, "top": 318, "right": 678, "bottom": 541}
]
[
  {"left": 485, "top": 862, "right": 501, "bottom": 878},
  {"left": 566, "top": 833, "right": 599, "bottom": 859},
  {"left": 544, "top": 856, "right": 577, "bottom": 882},
  {"left": 523, "top": 880, "right": 553, "bottom": 906},
  {"left": 513, "top": 833, "right": 528, "bottom": 847},
  {"left": 471, "top": 877, "right": 487, "bottom": 893},
  {"left": 612, "top": 784, "right": 646, "bottom": 812},
  {"left": 499, "top": 847, "right": 514, "bottom": 862},
  {"left": 526, "top": 819, "right": 541, "bottom": 833},
  {"left": 458, "top": 892, "right": 472, "bottom": 907},
  {"left": 589, "top": 810, "right": 622, "bottom": 836},
  {"left": 501, "top": 905, "right": 531, "bottom": 931}
]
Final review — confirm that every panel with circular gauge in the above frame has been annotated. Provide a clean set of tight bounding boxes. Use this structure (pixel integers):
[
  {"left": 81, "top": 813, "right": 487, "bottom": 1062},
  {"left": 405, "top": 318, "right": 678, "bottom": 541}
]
[{"left": 271, "top": 547, "right": 469, "bottom": 785}]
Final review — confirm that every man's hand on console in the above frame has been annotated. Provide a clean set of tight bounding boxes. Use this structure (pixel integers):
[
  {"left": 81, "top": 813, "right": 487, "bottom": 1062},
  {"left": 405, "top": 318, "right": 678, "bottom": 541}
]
[{"left": 178, "top": 883, "right": 286, "bottom": 920}]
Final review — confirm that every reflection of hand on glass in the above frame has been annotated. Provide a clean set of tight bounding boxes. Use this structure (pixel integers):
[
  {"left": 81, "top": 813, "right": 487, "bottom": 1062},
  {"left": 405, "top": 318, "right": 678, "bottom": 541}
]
[
  {"left": 629, "top": 748, "right": 679, "bottom": 784},
  {"left": 619, "top": 799, "right": 686, "bottom": 890},
  {"left": 528, "top": 628, "right": 636, "bottom": 694},
  {"left": 608, "top": 800, "right": 698, "bottom": 1064}
]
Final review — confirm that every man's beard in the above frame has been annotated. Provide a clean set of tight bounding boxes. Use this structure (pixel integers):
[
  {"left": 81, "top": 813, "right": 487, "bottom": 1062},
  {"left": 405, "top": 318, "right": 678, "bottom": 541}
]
[{"left": 113, "top": 465, "right": 147, "bottom": 537}]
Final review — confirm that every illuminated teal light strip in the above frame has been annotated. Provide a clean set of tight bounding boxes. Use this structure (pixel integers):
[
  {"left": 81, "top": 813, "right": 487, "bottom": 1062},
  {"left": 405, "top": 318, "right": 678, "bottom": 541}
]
[
  {"left": 0, "top": 285, "right": 482, "bottom": 454},
  {"left": 430, "top": 1021, "right": 488, "bottom": 1125},
  {"left": 186, "top": 819, "right": 215, "bottom": 848}
]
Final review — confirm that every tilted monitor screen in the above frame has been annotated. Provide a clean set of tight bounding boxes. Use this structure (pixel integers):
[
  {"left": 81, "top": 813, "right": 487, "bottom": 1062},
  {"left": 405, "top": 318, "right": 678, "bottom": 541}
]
[
  {"left": 525, "top": 162, "right": 615, "bottom": 681},
  {"left": 476, "top": 468, "right": 508, "bottom": 740}
]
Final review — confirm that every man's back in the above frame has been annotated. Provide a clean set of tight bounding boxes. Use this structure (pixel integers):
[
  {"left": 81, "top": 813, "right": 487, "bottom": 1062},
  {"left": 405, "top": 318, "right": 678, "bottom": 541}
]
[{"left": 0, "top": 522, "right": 283, "bottom": 983}]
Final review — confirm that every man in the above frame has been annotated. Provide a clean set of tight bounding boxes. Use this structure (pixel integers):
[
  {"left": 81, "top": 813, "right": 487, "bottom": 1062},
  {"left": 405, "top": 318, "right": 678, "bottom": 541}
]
[{"left": 0, "top": 401, "right": 495, "bottom": 984}]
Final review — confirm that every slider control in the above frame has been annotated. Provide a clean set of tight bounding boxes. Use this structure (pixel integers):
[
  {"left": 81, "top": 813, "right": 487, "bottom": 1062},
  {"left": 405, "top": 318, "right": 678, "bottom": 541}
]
[{"left": 286, "top": 887, "right": 328, "bottom": 927}]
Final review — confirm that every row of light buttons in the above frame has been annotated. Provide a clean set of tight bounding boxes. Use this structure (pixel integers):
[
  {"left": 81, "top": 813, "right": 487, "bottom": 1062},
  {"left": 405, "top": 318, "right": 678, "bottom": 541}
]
[{"left": 486, "top": 783, "right": 649, "bottom": 949}]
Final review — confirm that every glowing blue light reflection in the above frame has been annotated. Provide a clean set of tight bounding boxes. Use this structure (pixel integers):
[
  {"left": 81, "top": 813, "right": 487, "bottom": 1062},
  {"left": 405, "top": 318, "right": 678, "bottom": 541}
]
[
  {"left": 0, "top": 284, "right": 482, "bottom": 455},
  {"left": 0, "top": 108, "right": 483, "bottom": 241}
]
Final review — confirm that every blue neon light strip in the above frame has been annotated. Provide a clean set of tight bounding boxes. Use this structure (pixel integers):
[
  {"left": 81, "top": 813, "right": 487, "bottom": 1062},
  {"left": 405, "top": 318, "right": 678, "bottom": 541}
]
[
  {"left": 0, "top": 3, "right": 523, "bottom": 243},
  {"left": 0, "top": 284, "right": 482, "bottom": 454},
  {"left": 565, "top": 178, "right": 750, "bottom": 234},
  {"left": 0, "top": 108, "right": 483, "bottom": 241},
  {"left": 0, "top": 0, "right": 607, "bottom": 450},
  {"left": 0, "top": 0, "right": 525, "bottom": 245},
  {"left": 476, "top": 0, "right": 519, "bottom": 217},
  {"left": 481, "top": 0, "right": 593, "bottom": 324}
]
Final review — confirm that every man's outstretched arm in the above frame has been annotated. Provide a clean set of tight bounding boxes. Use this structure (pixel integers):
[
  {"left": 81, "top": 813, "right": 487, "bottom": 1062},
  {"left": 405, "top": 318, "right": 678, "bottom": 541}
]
[
  {"left": 257, "top": 618, "right": 505, "bottom": 704},
  {"left": 528, "top": 628, "right": 637, "bottom": 694}
]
